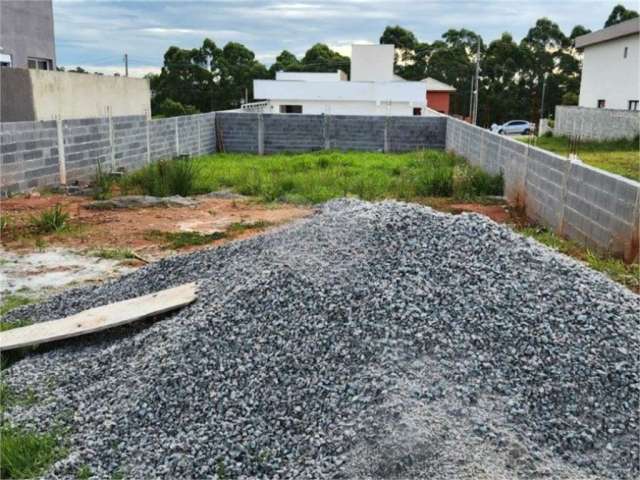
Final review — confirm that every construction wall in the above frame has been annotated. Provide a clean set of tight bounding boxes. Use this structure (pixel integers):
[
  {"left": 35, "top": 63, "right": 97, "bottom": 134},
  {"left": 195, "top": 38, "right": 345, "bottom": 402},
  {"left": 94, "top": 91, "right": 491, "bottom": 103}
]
[
  {"left": 215, "top": 112, "right": 446, "bottom": 153},
  {"left": 554, "top": 106, "right": 640, "bottom": 140},
  {"left": 0, "top": 113, "right": 217, "bottom": 194},
  {"left": 446, "top": 117, "right": 640, "bottom": 261}
]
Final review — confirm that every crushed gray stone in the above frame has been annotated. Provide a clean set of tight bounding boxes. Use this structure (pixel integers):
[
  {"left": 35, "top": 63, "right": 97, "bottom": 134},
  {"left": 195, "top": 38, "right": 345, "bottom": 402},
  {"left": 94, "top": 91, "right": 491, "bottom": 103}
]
[
  {"left": 86, "top": 195, "right": 198, "bottom": 209},
  {"left": 2, "top": 199, "right": 638, "bottom": 479}
]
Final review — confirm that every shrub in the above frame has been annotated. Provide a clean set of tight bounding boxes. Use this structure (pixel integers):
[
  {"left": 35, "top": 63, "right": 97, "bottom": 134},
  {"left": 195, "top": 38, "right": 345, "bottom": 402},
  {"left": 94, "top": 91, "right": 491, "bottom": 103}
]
[
  {"left": 0, "top": 215, "right": 9, "bottom": 235},
  {"left": 122, "top": 158, "right": 197, "bottom": 197},
  {"left": 29, "top": 205, "right": 69, "bottom": 233},
  {"left": 92, "top": 159, "right": 114, "bottom": 200}
]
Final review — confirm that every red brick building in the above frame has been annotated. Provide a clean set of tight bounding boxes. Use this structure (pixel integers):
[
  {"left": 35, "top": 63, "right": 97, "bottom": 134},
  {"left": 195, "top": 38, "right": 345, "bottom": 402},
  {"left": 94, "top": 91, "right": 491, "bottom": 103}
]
[{"left": 421, "top": 77, "right": 456, "bottom": 114}]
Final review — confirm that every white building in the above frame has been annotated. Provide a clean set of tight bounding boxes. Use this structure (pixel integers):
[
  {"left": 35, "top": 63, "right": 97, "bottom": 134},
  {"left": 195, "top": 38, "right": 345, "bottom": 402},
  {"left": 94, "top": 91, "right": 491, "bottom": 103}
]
[
  {"left": 252, "top": 44, "right": 431, "bottom": 116},
  {"left": 575, "top": 18, "right": 639, "bottom": 110}
]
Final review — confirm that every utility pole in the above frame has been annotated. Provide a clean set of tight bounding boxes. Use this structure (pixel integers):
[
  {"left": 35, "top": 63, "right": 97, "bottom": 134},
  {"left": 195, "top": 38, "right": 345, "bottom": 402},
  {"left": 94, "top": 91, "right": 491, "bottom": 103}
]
[
  {"left": 539, "top": 72, "right": 548, "bottom": 120},
  {"left": 124, "top": 53, "right": 129, "bottom": 77},
  {"left": 468, "top": 75, "right": 474, "bottom": 121},
  {"left": 471, "top": 39, "right": 481, "bottom": 125}
]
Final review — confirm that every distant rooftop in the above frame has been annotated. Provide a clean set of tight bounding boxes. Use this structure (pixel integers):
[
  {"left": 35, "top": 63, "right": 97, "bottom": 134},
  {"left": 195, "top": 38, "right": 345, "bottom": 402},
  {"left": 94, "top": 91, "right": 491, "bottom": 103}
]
[
  {"left": 420, "top": 77, "right": 456, "bottom": 92},
  {"left": 575, "top": 18, "right": 640, "bottom": 49}
]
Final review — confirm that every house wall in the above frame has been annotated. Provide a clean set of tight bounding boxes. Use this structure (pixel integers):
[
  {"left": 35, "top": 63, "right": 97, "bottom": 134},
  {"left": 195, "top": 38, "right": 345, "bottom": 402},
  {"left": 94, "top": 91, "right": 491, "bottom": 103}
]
[
  {"left": 275, "top": 71, "right": 347, "bottom": 82},
  {"left": 427, "top": 92, "right": 451, "bottom": 114},
  {"left": 28, "top": 70, "right": 152, "bottom": 120},
  {"left": 579, "top": 34, "right": 639, "bottom": 109},
  {"left": 0, "top": 0, "right": 56, "bottom": 69},
  {"left": 263, "top": 100, "right": 432, "bottom": 116},
  {"left": 350, "top": 44, "right": 394, "bottom": 81}
]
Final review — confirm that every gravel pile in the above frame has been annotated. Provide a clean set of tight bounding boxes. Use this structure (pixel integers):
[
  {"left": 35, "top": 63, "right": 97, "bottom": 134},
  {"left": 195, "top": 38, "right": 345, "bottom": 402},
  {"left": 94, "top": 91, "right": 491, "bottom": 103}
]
[{"left": 3, "top": 199, "right": 639, "bottom": 479}]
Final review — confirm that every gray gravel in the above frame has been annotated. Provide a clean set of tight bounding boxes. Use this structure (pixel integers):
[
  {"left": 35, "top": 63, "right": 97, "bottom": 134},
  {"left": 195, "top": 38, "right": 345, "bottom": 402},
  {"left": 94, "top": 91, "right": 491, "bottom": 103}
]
[{"left": 3, "top": 199, "right": 639, "bottom": 479}]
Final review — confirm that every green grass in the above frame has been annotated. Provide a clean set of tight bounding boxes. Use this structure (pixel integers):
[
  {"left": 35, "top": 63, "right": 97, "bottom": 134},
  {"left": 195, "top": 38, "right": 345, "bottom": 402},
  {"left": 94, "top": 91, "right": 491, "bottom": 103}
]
[
  {"left": 144, "top": 230, "right": 226, "bottom": 249},
  {"left": 518, "top": 226, "right": 640, "bottom": 292},
  {"left": 0, "top": 318, "right": 33, "bottom": 332},
  {"left": 119, "top": 150, "right": 503, "bottom": 204},
  {"left": 226, "top": 220, "right": 273, "bottom": 235},
  {"left": 0, "top": 295, "right": 33, "bottom": 317},
  {"left": 518, "top": 135, "right": 639, "bottom": 181},
  {"left": 0, "top": 382, "right": 64, "bottom": 480},
  {"left": 91, "top": 248, "right": 136, "bottom": 261},
  {"left": 77, "top": 464, "right": 93, "bottom": 479}
]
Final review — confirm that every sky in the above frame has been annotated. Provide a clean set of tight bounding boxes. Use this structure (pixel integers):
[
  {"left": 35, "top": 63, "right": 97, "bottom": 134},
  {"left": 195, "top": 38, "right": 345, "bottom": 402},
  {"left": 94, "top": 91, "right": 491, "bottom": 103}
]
[{"left": 53, "top": 0, "right": 639, "bottom": 77}]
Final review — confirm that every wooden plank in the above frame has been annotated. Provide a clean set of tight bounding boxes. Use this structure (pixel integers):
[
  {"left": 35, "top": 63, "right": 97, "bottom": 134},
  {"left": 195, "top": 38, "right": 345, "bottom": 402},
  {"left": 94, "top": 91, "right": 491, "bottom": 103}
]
[{"left": 0, "top": 282, "right": 197, "bottom": 352}]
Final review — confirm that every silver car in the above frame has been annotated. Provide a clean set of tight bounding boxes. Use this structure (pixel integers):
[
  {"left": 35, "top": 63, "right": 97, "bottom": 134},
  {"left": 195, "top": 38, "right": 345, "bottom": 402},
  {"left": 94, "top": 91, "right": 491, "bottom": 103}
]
[{"left": 491, "top": 120, "right": 535, "bottom": 135}]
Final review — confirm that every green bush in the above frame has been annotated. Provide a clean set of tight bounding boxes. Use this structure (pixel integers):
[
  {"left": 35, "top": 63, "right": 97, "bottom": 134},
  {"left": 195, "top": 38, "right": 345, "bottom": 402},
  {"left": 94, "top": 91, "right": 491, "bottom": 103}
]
[
  {"left": 122, "top": 158, "right": 197, "bottom": 197},
  {"left": 29, "top": 205, "right": 69, "bottom": 233}
]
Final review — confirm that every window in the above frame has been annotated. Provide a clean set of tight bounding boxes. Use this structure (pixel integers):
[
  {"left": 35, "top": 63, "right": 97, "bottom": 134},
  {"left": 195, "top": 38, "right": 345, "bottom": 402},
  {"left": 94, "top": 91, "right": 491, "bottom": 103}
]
[
  {"left": 0, "top": 53, "right": 11, "bottom": 68},
  {"left": 597, "top": 99, "right": 606, "bottom": 108},
  {"left": 624, "top": 46, "right": 628, "bottom": 58},
  {"left": 413, "top": 107, "right": 422, "bottom": 116},
  {"left": 279, "top": 105, "right": 302, "bottom": 114},
  {"left": 629, "top": 100, "right": 639, "bottom": 111},
  {"left": 27, "top": 57, "right": 52, "bottom": 70}
]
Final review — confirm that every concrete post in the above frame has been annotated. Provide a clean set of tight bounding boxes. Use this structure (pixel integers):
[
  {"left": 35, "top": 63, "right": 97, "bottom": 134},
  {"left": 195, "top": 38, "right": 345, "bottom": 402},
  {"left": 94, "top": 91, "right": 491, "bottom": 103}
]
[
  {"left": 174, "top": 117, "right": 180, "bottom": 156},
  {"left": 145, "top": 112, "right": 151, "bottom": 164},
  {"left": 197, "top": 114, "right": 202, "bottom": 155},
  {"left": 323, "top": 115, "right": 330, "bottom": 150},
  {"left": 257, "top": 113, "right": 264, "bottom": 155},
  {"left": 557, "top": 157, "right": 573, "bottom": 236},
  {"left": 56, "top": 116, "right": 67, "bottom": 185},
  {"left": 383, "top": 117, "right": 390, "bottom": 153},
  {"left": 108, "top": 107, "right": 116, "bottom": 171}
]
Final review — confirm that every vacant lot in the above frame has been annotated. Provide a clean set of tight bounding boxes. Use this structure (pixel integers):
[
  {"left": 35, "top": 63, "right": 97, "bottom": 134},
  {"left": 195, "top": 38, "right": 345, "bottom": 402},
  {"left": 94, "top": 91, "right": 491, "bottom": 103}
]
[
  {"left": 122, "top": 150, "right": 504, "bottom": 204},
  {"left": 518, "top": 135, "right": 640, "bottom": 181}
]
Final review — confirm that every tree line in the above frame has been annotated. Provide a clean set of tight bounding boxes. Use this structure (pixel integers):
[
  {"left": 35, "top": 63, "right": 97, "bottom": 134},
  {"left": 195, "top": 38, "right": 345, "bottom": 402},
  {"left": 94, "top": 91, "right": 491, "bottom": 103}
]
[{"left": 148, "top": 3, "right": 638, "bottom": 126}]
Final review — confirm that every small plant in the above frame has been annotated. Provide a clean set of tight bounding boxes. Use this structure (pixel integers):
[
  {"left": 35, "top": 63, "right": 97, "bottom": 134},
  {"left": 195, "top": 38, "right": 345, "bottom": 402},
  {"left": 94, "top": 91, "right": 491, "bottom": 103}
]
[
  {"left": 121, "top": 158, "right": 197, "bottom": 197},
  {"left": 226, "top": 220, "right": 273, "bottom": 235},
  {"left": 144, "top": 230, "right": 225, "bottom": 249},
  {"left": 92, "top": 248, "right": 136, "bottom": 261},
  {"left": 0, "top": 319, "right": 33, "bottom": 332},
  {"left": 29, "top": 205, "right": 69, "bottom": 233},
  {"left": 0, "top": 295, "right": 33, "bottom": 316},
  {"left": 0, "top": 215, "right": 9, "bottom": 235},
  {"left": 77, "top": 464, "right": 93, "bottom": 479},
  {"left": 0, "top": 426, "right": 65, "bottom": 479},
  {"left": 92, "top": 159, "right": 114, "bottom": 200}
]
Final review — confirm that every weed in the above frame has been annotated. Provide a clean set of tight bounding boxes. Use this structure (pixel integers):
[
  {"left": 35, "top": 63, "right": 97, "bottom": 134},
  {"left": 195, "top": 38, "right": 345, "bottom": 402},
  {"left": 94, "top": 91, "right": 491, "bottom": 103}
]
[
  {"left": 0, "top": 318, "right": 33, "bottom": 332},
  {"left": 0, "top": 426, "right": 65, "bottom": 479},
  {"left": 92, "top": 248, "right": 136, "bottom": 261},
  {"left": 29, "top": 205, "right": 69, "bottom": 233},
  {"left": 0, "top": 295, "right": 33, "bottom": 316},
  {"left": 77, "top": 464, "right": 93, "bottom": 479},
  {"left": 35, "top": 237, "right": 47, "bottom": 251},
  {"left": 93, "top": 159, "right": 114, "bottom": 200},
  {"left": 226, "top": 220, "right": 273, "bottom": 235},
  {"left": 144, "top": 230, "right": 225, "bottom": 249},
  {"left": 121, "top": 157, "right": 197, "bottom": 197},
  {"left": 518, "top": 226, "right": 639, "bottom": 292},
  {"left": 0, "top": 215, "right": 10, "bottom": 235}
]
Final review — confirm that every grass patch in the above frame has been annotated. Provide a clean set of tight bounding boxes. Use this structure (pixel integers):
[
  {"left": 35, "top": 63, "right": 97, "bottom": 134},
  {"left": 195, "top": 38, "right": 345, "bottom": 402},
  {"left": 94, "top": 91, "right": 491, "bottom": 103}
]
[
  {"left": 0, "top": 382, "right": 64, "bottom": 480},
  {"left": 29, "top": 205, "right": 70, "bottom": 234},
  {"left": 144, "top": 230, "right": 226, "bottom": 249},
  {"left": 0, "top": 318, "right": 33, "bottom": 332},
  {"left": 226, "top": 220, "right": 273, "bottom": 235},
  {"left": 119, "top": 150, "right": 503, "bottom": 204},
  {"left": 91, "top": 248, "right": 136, "bottom": 261},
  {"left": 0, "top": 295, "right": 33, "bottom": 317},
  {"left": 518, "top": 135, "right": 639, "bottom": 181},
  {"left": 121, "top": 157, "right": 198, "bottom": 197},
  {"left": 518, "top": 226, "right": 640, "bottom": 292}
]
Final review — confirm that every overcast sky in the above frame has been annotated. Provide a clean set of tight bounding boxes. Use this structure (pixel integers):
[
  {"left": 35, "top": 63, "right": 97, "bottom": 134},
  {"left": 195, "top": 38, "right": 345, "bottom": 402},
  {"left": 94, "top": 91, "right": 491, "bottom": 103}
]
[{"left": 53, "top": 0, "right": 639, "bottom": 76}]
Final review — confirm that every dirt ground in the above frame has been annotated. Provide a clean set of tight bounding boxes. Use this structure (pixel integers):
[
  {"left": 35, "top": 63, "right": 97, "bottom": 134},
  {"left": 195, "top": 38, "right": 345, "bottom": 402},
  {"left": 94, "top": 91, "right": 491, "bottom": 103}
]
[{"left": 1, "top": 194, "right": 311, "bottom": 259}]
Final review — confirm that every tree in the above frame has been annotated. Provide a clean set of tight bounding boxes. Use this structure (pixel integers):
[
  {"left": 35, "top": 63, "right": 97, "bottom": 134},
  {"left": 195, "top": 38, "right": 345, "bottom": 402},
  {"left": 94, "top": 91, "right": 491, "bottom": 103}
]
[
  {"left": 155, "top": 98, "right": 199, "bottom": 117},
  {"left": 604, "top": 4, "right": 639, "bottom": 27},
  {"left": 561, "top": 92, "right": 578, "bottom": 105},
  {"left": 300, "top": 44, "right": 350, "bottom": 75},
  {"left": 269, "top": 50, "right": 300, "bottom": 76},
  {"left": 380, "top": 25, "right": 418, "bottom": 51}
]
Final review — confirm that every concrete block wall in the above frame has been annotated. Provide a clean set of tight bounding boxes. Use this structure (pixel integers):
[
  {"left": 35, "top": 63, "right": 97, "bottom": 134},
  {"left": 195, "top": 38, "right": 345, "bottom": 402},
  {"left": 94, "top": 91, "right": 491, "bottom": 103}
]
[
  {"left": 446, "top": 116, "right": 640, "bottom": 261},
  {"left": 554, "top": 106, "right": 640, "bottom": 140},
  {"left": 0, "top": 120, "right": 59, "bottom": 194},
  {"left": 1, "top": 112, "right": 216, "bottom": 194},
  {"left": 216, "top": 112, "right": 446, "bottom": 154}
]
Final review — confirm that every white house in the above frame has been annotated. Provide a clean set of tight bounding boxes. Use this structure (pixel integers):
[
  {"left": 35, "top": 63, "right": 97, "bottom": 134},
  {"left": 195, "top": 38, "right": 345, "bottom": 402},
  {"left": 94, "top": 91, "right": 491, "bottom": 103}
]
[
  {"left": 575, "top": 18, "right": 639, "bottom": 110},
  {"left": 252, "top": 44, "right": 431, "bottom": 116}
]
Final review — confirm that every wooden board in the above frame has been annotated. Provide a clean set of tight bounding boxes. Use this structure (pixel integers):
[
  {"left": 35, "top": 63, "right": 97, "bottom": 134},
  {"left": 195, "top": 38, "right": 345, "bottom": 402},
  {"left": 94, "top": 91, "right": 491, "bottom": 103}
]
[{"left": 0, "top": 282, "right": 197, "bottom": 351}]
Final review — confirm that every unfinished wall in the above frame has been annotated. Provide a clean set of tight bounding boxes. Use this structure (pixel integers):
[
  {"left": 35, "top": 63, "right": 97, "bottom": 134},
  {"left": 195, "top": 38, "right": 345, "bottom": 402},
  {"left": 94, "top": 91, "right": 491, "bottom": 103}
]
[
  {"left": 215, "top": 112, "right": 446, "bottom": 153},
  {"left": 554, "top": 106, "right": 640, "bottom": 140},
  {"left": 1, "top": 112, "right": 217, "bottom": 194},
  {"left": 446, "top": 117, "right": 640, "bottom": 261}
]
